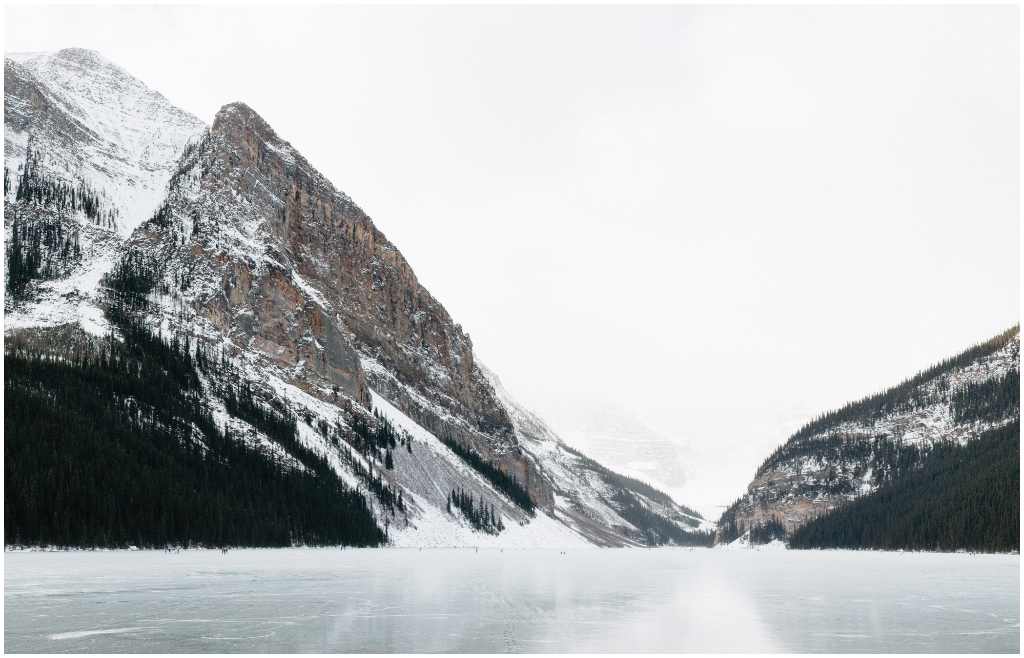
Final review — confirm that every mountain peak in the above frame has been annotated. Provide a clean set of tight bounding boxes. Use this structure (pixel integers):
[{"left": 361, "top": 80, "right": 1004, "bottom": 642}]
[
  {"left": 52, "top": 47, "right": 107, "bottom": 64},
  {"left": 212, "top": 101, "right": 286, "bottom": 150},
  {"left": 5, "top": 49, "right": 716, "bottom": 550},
  {"left": 3, "top": 49, "right": 206, "bottom": 237},
  {"left": 7, "top": 47, "right": 125, "bottom": 80}
]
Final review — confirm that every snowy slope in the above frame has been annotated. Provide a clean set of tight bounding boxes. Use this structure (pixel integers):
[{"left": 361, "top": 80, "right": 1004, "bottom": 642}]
[
  {"left": 5, "top": 49, "right": 206, "bottom": 236},
  {"left": 4, "top": 49, "right": 205, "bottom": 334},
  {"left": 550, "top": 402, "right": 686, "bottom": 491},
  {"left": 480, "top": 361, "right": 715, "bottom": 545}
]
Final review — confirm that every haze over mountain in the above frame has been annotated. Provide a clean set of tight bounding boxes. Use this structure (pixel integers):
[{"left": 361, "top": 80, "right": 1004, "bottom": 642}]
[{"left": 4, "top": 46, "right": 1018, "bottom": 553}]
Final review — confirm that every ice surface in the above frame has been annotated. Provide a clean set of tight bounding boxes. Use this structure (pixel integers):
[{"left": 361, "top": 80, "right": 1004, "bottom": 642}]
[{"left": 5, "top": 549, "right": 1018, "bottom": 653}]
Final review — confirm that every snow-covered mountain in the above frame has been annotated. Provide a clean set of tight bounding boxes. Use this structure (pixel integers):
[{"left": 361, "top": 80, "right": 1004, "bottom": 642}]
[
  {"left": 717, "top": 326, "right": 1020, "bottom": 545},
  {"left": 5, "top": 49, "right": 709, "bottom": 548},
  {"left": 4, "top": 48, "right": 206, "bottom": 331},
  {"left": 5, "top": 48, "right": 206, "bottom": 236},
  {"left": 480, "top": 364, "right": 712, "bottom": 544},
  {"left": 543, "top": 400, "right": 686, "bottom": 491}
]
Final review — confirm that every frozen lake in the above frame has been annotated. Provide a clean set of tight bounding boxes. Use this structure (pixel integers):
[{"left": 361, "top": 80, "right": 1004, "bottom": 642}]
[{"left": 5, "top": 548, "right": 1019, "bottom": 653}]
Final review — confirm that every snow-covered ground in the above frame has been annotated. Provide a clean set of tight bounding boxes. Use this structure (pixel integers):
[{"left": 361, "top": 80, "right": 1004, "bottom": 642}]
[
  {"left": 370, "top": 391, "right": 593, "bottom": 549},
  {"left": 5, "top": 49, "right": 205, "bottom": 334},
  {"left": 6, "top": 47, "right": 717, "bottom": 551},
  {"left": 6, "top": 49, "right": 206, "bottom": 237}
]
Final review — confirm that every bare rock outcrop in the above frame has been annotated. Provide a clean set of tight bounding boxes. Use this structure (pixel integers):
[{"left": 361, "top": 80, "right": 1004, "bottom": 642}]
[{"left": 130, "top": 101, "right": 549, "bottom": 506}]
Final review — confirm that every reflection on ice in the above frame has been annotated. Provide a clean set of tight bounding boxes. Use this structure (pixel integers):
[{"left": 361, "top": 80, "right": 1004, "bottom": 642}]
[
  {"left": 5, "top": 548, "right": 1019, "bottom": 653},
  {"left": 50, "top": 628, "right": 149, "bottom": 641}
]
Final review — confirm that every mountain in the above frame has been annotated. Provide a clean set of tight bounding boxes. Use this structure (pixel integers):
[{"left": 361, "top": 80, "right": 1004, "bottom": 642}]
[
  {"left": 542, "top": 400, "right": 686, "bottom": 492},
  {"left": 5, "top": 49, "right": 708, "bottom": 549},
  {"left": 480, "top": 364, "right": 711, "bottom": 545},
  {"left": 4, "top": 48, "right": 206, "bottom": 331},
  {"left": 717, "top": 326, "right": 1020, "bottom": 548},
  {"left": 5, "top": 48, "right": 205, "bottom": 237}
]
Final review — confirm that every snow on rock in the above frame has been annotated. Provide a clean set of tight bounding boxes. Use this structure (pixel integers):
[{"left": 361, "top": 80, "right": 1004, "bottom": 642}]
[
  {"left": 5, "top": 48, "right": 206, "bottom": 332},
  {"left": 5, "top": 49, "right": 207, "bottom": 236},
  {"left": 6, "top": 49, "right": 714, "bottom": 550},
  {"left": 480, "top": 358, "right": 715, "bottom": 544}
]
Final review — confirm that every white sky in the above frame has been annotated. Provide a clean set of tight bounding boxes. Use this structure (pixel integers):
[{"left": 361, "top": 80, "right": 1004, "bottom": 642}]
[{"left": 5, "top": 5, "right": 1019, "bottom": 513}]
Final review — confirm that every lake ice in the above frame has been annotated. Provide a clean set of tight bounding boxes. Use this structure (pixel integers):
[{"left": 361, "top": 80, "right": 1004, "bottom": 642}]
[{"left": 4, "top": 548, "right": 1018, "bottom": 653}]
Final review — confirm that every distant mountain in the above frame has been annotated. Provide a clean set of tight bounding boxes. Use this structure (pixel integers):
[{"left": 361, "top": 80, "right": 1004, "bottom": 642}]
[
  {"left": 717, "top": 326, "right": 1019, "bottom": 549},
  {"left": 5, "top": 49, "right": 707, "bottom": 549},
  {"left": 481, "top": 364, "right": 711, "bottom": 546},
  {"left": 543, "top": 401, "right": 686, "bottom": 491}
]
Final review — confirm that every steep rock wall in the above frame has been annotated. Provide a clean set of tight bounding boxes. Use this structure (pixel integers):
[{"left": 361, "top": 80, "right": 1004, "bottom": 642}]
[{"left": 130, "top": 102, "right": 548, "bottom": 505}]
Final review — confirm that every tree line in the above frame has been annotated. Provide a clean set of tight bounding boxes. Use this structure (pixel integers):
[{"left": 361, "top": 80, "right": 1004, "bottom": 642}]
[
  {"left": 4, "top": 302, "right": 385, "bottom": 549},
  {"left": 610, "top": 488, "right": 714, "bottom": 547},
  {"left": 790, "top": 421, "right": 1019, "bottom": 552},
  {"left": 448, "top": 487, "right": 504, "bottom": 534},
  {"left": 6, "top": 212, "right": 81, "bottom": 301},
  {"left": 559, "top": 444, "right": 703, "bottom": 521},
  {"left": 439, "top": 433, "right": 535, "bottom": 514},
  {"left": 757, "top": 326, "right": 1019, "bottom": 478}
]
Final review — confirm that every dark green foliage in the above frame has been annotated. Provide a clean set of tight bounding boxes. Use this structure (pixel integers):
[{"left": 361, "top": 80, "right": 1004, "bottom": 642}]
[
  {"left": 439, "top": 434, "right": 535, "bottom": 514},
  {"left": 748, "top": 517, "right": 788, "bottom": 545},
  {"left": 5, "top": 214, "right": 81, "bottom": 301},
  {"left": 751, "top": 432, "right": 930, "bottom": 507},
  {"left": 449, "top": 487, "right": 504, "bottom": 534},
  {"left": 950, "top": 369, "right": 1019, "bottom": 424},
  {"left": 715, "top": 499, "right": 745, "bottom": 544},
  {"left": 790, "top": 421, "right": 1020, "bottom": 552},
  {"left": 149, "top": 201, "right": 172, "bottom": 229},
  {"left": 318, "top": 414, "right": 405, "bottom": 515},
  {"left": 347, "top": 412, "right": 398, "bottom": 459},
  {"left": 360, "top": 465, "right": 403, "bottom": 516},
  {"left": 4, "top": 307, "right": 384, "bottom": 549},
  {"left": 104, "top": 249, "right": 163, "bottom": 307},
  {"left": 12, "top": 155, "right": 116, "bottom": 227}
]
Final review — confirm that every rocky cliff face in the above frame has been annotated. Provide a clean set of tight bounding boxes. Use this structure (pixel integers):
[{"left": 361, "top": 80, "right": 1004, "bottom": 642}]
[
  {"left": 125, "top": 101, "right": 549, "bottom": 508},
  {"left": 718, "top": 326, "right": 1020, "bottom": 542}
]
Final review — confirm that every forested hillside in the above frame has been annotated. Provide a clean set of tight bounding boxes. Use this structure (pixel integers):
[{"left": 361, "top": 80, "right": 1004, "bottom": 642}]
[
  {"left": 4, "top": 303, "right": 385, "bottom": 549},
  {"left": 6, "top": 48, "right": 713, "bottom": 548},
  {"left": 790, "top": 421, "right": 1019, "bottom": 552}
]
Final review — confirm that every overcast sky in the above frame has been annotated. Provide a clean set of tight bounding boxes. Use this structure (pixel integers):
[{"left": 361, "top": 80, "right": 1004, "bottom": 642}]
[{"left": 6, "top": 5, "right": 1019, "bottom": 512}]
